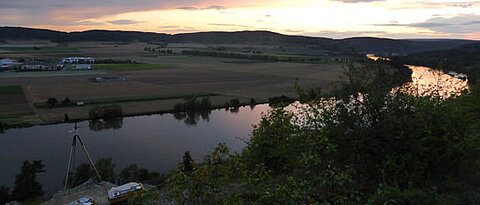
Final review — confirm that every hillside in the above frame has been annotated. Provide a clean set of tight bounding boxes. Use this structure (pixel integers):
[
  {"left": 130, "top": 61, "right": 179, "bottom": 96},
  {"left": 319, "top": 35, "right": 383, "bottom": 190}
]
[{"left": 0, "top": 27, "right": 476, "bottom": 55}]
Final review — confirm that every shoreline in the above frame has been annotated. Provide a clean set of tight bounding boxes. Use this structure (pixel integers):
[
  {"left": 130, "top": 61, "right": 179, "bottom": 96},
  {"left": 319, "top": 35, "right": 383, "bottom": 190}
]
[{"left": 0, "top": 100, "right": 270, "bottom": 130}]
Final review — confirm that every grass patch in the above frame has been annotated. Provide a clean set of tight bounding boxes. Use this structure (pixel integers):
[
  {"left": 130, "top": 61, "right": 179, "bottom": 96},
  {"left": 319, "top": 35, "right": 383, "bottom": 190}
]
[
  {"left": 221, "top": 60, "right": 263, "bottom": 64},
  {"left": 0, "top": 85, "right": 23, "bottom": 94},
  {"left": 94, "top": 64, "right": 173, "bottom": 70}
]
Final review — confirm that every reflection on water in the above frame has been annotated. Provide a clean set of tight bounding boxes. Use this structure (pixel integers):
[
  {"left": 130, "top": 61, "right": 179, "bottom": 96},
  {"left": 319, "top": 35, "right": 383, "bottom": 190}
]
[
  {"left": 366, "top": 54, "right": 469, "bottom": 98},
  {"left": 173, "top": 110, "right": 211, "bottom": 126},
  {"left": 0, "top": 104, "right": 270, "bottom": 195},
  {"left": 366, "top": 54, "right": 390, "bottom": 61},
  {"left": 88, "top": 118, "right": 124, "bottom": 131},
  {"left": 401, "top": 65, "right": 469, "bottom": 98}
]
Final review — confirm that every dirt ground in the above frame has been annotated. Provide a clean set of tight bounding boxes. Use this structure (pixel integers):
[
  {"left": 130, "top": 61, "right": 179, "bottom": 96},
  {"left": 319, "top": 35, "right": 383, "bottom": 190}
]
[{"left": 0, "top": 41, "right": 345, "bottom": 125}]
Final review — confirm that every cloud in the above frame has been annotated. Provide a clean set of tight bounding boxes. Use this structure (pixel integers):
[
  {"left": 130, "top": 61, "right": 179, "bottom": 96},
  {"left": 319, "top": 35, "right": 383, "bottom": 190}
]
[
  {"left": 446, "top": 1, "right": 480, "bottom": 8},
  {"left": 391, "top": 1, "right": 480, "bottom": 10},
  {"left": 305, "top": 30, "right": 386, "bottom": 38},
  {"left": 0, "top": 0, "right": 228, "bottom": 26},
  {"left": 204, "top": 5, "right": 226, "bottom": 10},
  {"left": 176, "top": 5, "right": 226, "bottom": 11},
  {"left": 370, "top": 14, "right": 480, "bottom": 34},
  {"left": 208, "top": 23, "right": 250, "bottom": 28},
  {"left": 161, "top": 28, "right": 199, "bottom": 33},
  {"left": 159, "top": 25, "right": 179, "bottom": 28},
  {"left": 176, "top": 6, "right": 198, "bottom": 10},
  {"left": 107, "top": 20, "right": 144, "bottom": 25},
  {"left": 75, "top": 20, "right": 104, "bottom": 26},
  {"left": 284, "top": 29, "right": 305, "bottom": 33}
]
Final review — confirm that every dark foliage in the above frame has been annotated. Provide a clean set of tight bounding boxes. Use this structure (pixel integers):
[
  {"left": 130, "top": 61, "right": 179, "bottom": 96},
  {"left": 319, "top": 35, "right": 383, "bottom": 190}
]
[
  {"left": 46, "top": 97, "right": 58, "bottom": 107},
  {"left": 11, "top": 160, "right": 45, "bottom": 201},
  {"left": 0, "top": 186, "right": 10, "bottom": 204},
  {"left": 167, "top": 61, "right": 480, "bottom": 204},
  {"left": 268, "top": 95, "right": 295, "bottom": 107},
  {"left": 88, "top": 104, "right": 123, "bottom": 119},
  {"left": 182, "top": 151, "right": 194, "bottom": 173},
  {"left": 95, "top": 157, "right": 116, "bottom": 183}
]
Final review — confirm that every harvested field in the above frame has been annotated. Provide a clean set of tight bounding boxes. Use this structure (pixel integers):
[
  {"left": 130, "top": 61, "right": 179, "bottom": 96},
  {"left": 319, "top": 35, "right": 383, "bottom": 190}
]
[
  {"left": 0, "top": 41, "right": 346, "bottom": 126},
  {"left": 0, "top": 85, "right": 38, "bottom": 125},
  {"left": 94, "top": 63, "right": 173, "bottom": 70}
]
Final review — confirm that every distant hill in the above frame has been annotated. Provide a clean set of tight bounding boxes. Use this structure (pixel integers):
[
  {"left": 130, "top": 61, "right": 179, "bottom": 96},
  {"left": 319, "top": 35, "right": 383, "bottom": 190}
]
[{"left": 0, "top": 27, "right": 476, "bottom": 55}]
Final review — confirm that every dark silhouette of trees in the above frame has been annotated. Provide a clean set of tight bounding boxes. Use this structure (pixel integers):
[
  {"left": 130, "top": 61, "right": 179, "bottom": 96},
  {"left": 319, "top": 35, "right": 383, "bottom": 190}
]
[
  {"left": 0, "top": 186, "right": 10, "bottom": 204},
  {"left": 46, "top": 97, "right": 58, "bottom": 107},
  {"left": 182, "top": 151, "right": 194, "bottom": 173},
  {"left": 11, "top": 160, "right": 45, "bottom": 201},
  {"left": 62, "top": 97, "right": 71, "bottom": 105},
  {"left": 119, "top": 164, "right": 160, "bottom": 184},
  {"left": 70, "top": 163, "right": 93, "bottom": 187},
  {"left": 95, "top": 157, "right": 116, "bottom": 183}
]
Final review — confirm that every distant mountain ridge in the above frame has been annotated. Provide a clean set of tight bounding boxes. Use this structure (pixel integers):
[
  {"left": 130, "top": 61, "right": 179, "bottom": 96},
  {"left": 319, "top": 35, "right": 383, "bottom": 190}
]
[{"left": 0, "top": 26, "right": 477, "bottom": 55}]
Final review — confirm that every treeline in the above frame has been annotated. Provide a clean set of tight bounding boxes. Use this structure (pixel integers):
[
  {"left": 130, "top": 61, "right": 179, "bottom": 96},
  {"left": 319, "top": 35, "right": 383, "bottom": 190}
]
[
  {"left": 0, "top": 27, "right": 475, "bottom": 55},
  {"left": 181, "top": 50, "right": 349, "bottom": 63}
]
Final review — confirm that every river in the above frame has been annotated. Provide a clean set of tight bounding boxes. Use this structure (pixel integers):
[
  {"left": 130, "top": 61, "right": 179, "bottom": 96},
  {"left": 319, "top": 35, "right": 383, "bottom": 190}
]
[{"left": 0, "top": 104, "right": 270, "bottom": 195}]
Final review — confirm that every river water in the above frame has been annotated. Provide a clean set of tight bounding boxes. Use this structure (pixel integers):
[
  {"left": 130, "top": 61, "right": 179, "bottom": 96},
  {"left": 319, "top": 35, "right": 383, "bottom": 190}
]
[{"left": 0, "top": 104, "right": 270, "bottom": 195}]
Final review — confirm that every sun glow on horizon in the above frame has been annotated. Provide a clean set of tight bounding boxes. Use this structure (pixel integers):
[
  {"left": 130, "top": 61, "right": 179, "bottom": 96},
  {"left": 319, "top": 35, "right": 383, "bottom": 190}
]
[{"left": 2, "top": 0, "right": 480, "bottom": 39}]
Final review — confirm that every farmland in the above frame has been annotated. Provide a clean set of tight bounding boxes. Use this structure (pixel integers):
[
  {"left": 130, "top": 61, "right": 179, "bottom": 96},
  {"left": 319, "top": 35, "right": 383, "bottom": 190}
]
[
  {"left": 94, "top": 63, "right": 173, "bottom": 70},
  {"left": 0, "top": 40, "right": 346, "bottom": 126}
]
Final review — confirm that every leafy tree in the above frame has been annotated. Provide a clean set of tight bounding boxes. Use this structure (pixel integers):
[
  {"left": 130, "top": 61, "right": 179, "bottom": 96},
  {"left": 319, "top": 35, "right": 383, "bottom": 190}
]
[
  {"left": 11, "top": 160, "right": 45, "bottom": 201},
  {"left": 95, "top": 157, "right": 116, "bottom": 183},
  {"left": 62, "top": 97, "right": 71, "bottom": 105},
  {"left": 71, "top": 163, "right": 93, "bottom": 187},
  {"left": 119, "top": 164, "right": 158, "bottom": 184},
  {"left": 182, "top": 151, "right": 194, "bottom": 173},
  {"left": 46, "top": 97, "right": 58, "bottom": 107}
]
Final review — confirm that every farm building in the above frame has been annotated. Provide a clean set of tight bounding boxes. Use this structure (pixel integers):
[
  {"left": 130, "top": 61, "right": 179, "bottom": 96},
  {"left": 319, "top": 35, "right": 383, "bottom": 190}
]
[
  {"left": 62, "top": 57, "right": 95, "bottom": 64},
  {"left": 74, "top": 64, "right": 92, "bottom": 70}
]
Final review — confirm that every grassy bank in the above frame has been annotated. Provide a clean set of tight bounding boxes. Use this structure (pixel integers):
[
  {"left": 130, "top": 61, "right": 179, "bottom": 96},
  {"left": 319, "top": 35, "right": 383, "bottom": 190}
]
[
  {"left": 34, "top": 93, "right": 219, "bottom": 109},
  {"left": 0, "top": 85, "right": 23, "bottom": 94}
]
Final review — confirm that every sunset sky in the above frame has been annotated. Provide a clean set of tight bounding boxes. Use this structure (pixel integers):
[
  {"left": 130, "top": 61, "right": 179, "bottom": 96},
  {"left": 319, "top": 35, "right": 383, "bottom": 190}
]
[{"left": 1, "top": 0, "right": 479, "bottom": 39}]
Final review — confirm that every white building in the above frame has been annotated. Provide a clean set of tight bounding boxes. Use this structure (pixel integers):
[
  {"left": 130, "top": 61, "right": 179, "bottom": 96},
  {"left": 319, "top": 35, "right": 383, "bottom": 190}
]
[{"left": 62, "top": 57, "right": 95, "bottom": 64}]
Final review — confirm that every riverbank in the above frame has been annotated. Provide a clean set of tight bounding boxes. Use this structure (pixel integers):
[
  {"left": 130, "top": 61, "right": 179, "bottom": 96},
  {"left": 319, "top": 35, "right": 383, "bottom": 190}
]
[{"left": 0, "top": 94, "right": 270, "bottom": 130}]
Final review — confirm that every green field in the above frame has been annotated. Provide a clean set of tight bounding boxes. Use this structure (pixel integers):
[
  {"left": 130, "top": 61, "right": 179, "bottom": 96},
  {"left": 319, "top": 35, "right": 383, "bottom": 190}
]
[
  {"left": 0, "top": 85, "right": 23, "bottom": 94},
  {"left": 94, "top": 64, "right": 173, "bottom": 70}
]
